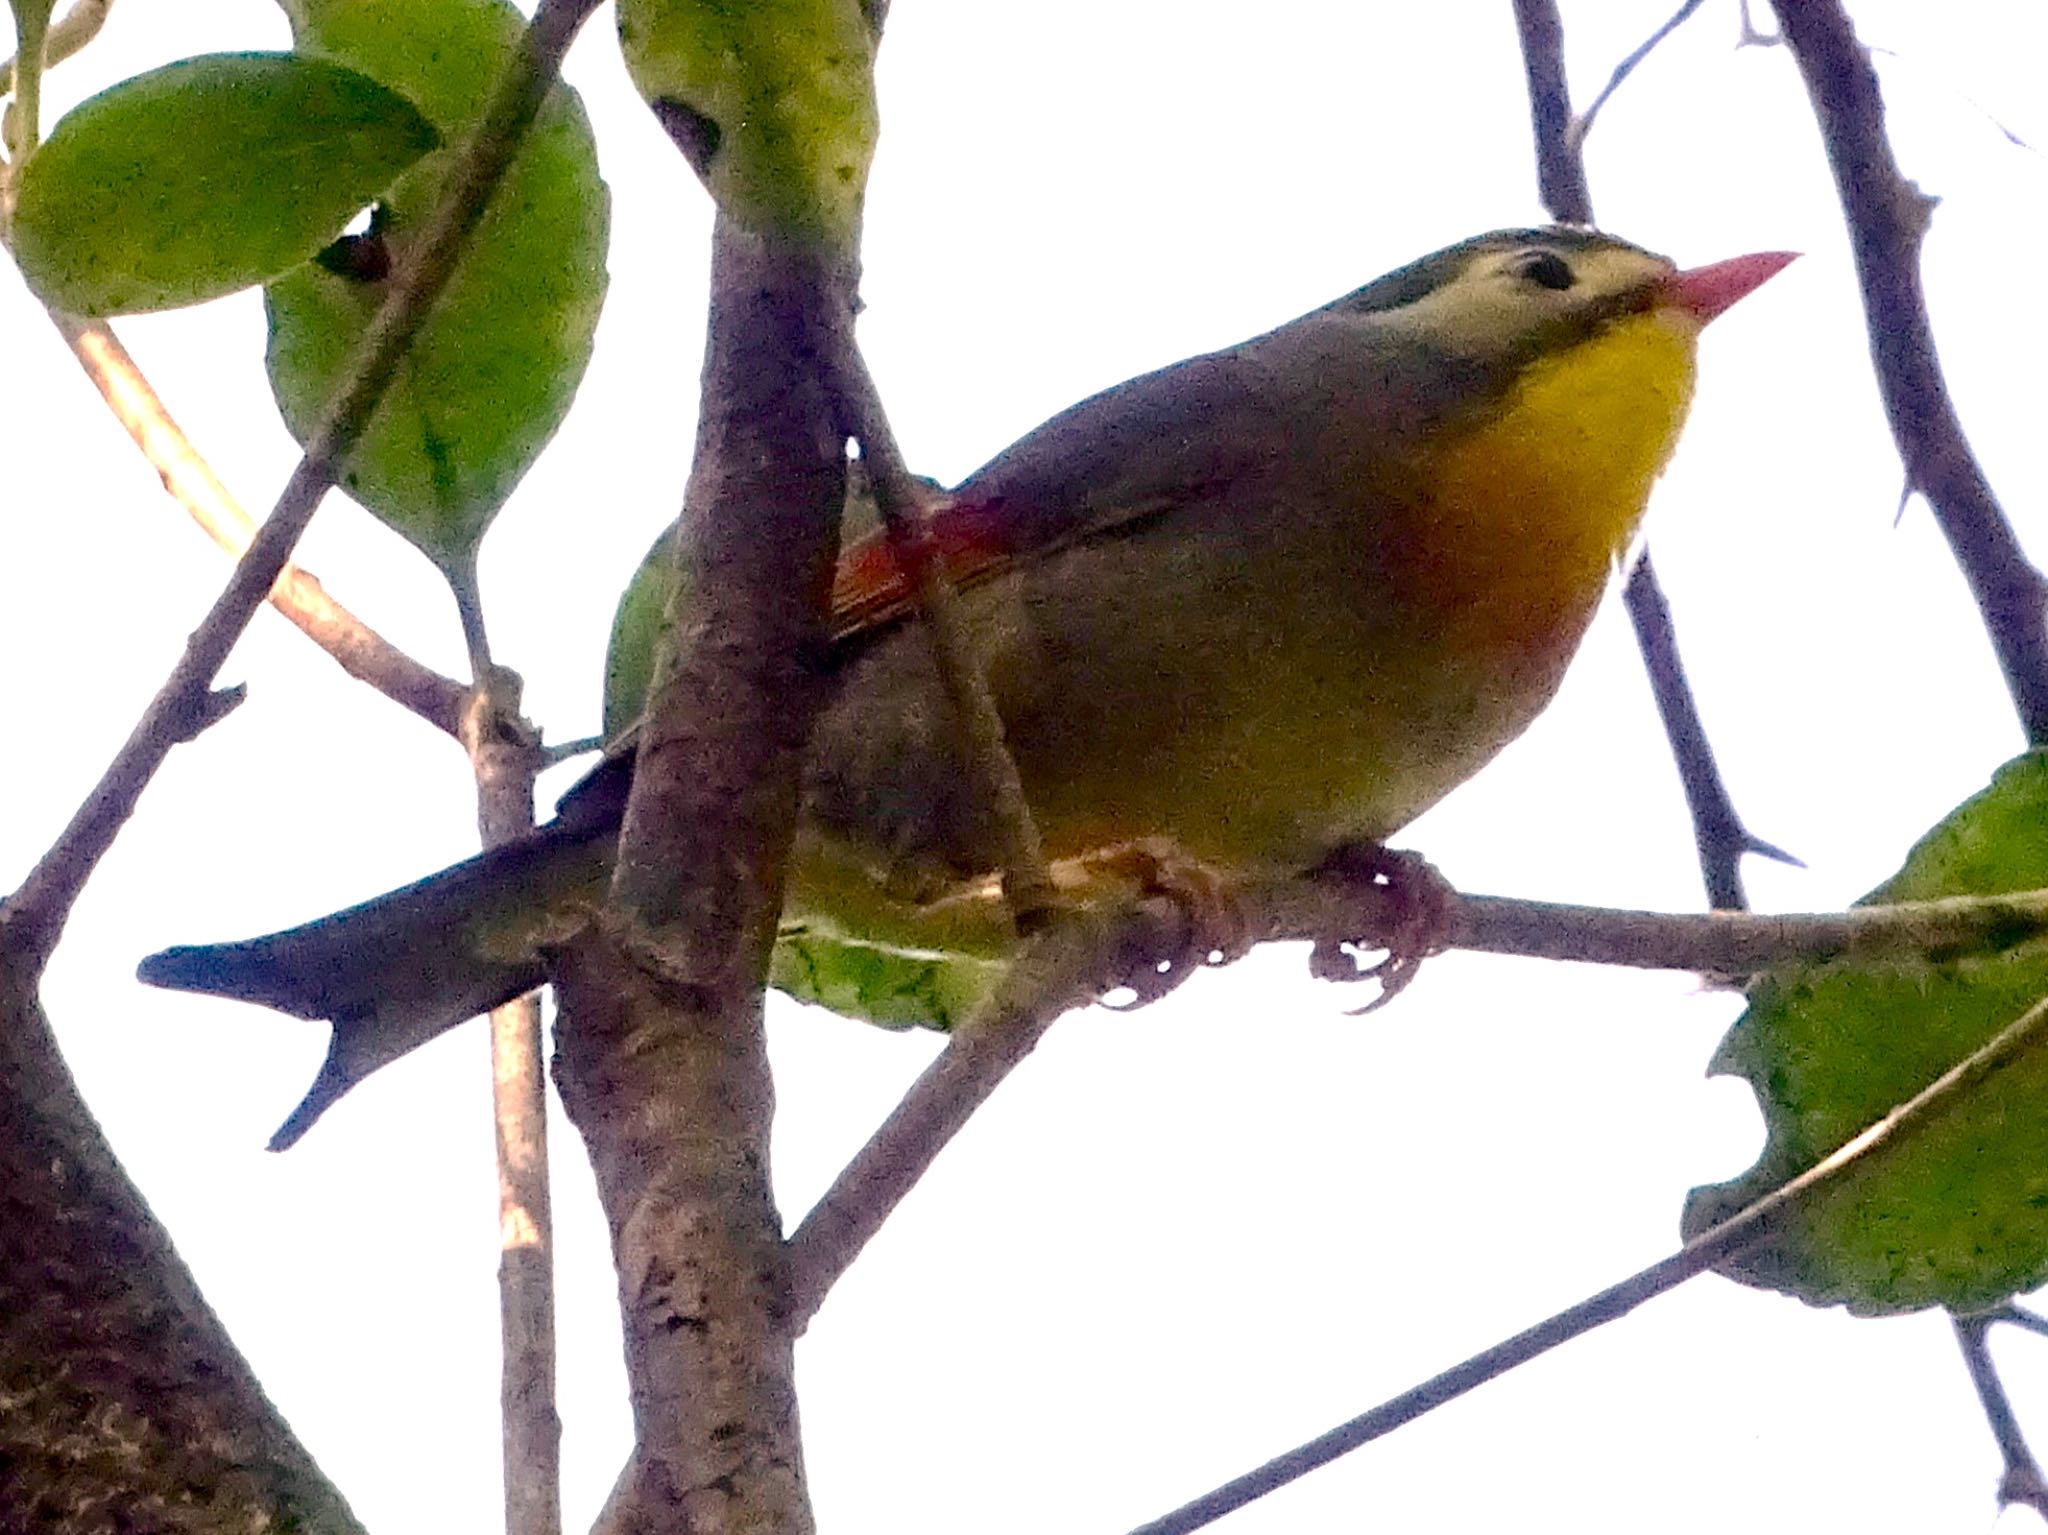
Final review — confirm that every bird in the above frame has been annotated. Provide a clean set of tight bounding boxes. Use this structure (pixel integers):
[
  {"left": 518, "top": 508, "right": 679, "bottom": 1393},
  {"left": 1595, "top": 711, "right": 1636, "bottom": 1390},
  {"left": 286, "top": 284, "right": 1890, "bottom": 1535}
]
[{"left": 139, "top": 226, "right": 1794, "bottom": 1149}]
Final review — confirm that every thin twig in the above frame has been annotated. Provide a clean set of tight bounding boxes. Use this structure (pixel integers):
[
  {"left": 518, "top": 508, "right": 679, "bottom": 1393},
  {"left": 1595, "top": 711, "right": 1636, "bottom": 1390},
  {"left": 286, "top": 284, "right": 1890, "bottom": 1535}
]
[
  {"left": 1512, "top": 0, "right": 1778, "bottom": 910},
  {"left": 1441, "top": 884, "right": 2048, "bottom": 973},
  {"left": 3, "top": 0, "right": 51, "bottom": 173},
  {"left": 1737, "top": 1, "right": 1779, "bottom": 47},
  {"left": 786, "top": 874, "right": 2048, "bottom": 1318},
  {"left": 1510, "top": 0, "right": 1592, "bottom": 223},
  {"left": 1624, "top": 555, "right": 1798, "bottom": 908},
  {"left": 1773, "top": 0, "right": 2048, "bottom": 744},
  {"left": 49, "top": 313, "right": 467, "bottom": 735},
  {"left": 784, "top": 895, "right": 1183, "bottom": 1323},
  {"left": 541, "top": 732, "right": 605, "bottom": 766},
  {"left": 461, "top": 675, "right": 560, "bottom": 1535},
  {"left": 1125, "top": 986, "right": 2048, "bottom": 1534},
  {"left": 1567, "top": 0, "right": 1711, "bottom": 157},
  {"left": 0, "top": 0, "right": 112, "bottom": 84},
  {"left": 786, "top": 871, "right": 2048, "bottom": 1321},
  {"left": 1954, "top": 1313, "right": 2048, "bottom": 1516},
  {"left": 0, "top": 0, "right": 604, "bottom": 962},
  {"left": 826, "top": 341, "right": 1058, "bottom": 925},
  {"left": 1987, "top": 1305, "right": 2048, "bottom": 1341}
]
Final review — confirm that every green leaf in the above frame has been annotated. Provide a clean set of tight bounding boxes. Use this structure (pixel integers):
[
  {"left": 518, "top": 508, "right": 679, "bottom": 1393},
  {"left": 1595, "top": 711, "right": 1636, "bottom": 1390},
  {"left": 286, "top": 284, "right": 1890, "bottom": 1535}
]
[
  {"left": 772, "top": 926, "right": 1000, "bottom": 1032},
  {"left": 1684, "top": 751, "right": 2048, "bottom": 1315},
  {"left": 602, "top": 525, "right": 681, "bottom": 746},
  {"left": 264, "top": 0, "right": 610, "bottom": 577},
  {"left": 11, "top": 53, "right": 437, "bottom": 317},
  {"left": 617, "top": 0, "right": 878, "bottom": 247}
]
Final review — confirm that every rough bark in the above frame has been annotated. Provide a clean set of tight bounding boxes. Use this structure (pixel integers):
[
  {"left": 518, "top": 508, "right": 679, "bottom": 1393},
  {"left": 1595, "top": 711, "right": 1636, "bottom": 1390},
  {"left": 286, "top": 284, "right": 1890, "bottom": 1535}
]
[{"left": 556, "top": 222, "right": 851, "bottom": 1534}]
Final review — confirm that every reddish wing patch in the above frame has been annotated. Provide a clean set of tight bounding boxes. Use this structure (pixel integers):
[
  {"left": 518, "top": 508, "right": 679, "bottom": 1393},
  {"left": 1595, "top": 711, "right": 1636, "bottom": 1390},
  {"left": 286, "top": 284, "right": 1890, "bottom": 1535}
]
[{"left": 828, "top": 494, "right": 1018, "bottom": 638}]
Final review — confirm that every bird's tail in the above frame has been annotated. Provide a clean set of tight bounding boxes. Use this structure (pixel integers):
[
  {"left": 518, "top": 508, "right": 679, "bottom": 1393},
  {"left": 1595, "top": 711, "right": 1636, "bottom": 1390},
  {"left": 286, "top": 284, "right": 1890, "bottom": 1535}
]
[{"left": 138, "top": 821, "right": 615, "bottom": 1150}]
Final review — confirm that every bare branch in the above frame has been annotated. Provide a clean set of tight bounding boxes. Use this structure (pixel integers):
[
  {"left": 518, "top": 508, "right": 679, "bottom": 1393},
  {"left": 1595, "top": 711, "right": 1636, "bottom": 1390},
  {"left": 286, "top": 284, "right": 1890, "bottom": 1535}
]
[
  {"left": 0, "top": 0, "right": 113, "bottom": 83},
  {"left": 1125, "top": 986, "right": 2048, "bottom": 1533},
  {"left": 44, "top": 0, "right": 110, "bottom": 67},
  {"left": 784, "top": 895, "right": 1184, "bottom": 1323},
  {"left": 786, "top": 870, "right": 2048, "bottom": 1318},
  {"left": 1954, "top": 1313, "right": 2048, "bottom": 1516},
  {"left": 1568, "top": 0, "right": 1712, "bottom": 156},
  {"left": 1624, "top": 554, "right": 1799, "bottom": 908},
  {"left": 460, "top": 674, "right": 560, "bottom": 1535},
  {"left": 826, "top": 341, "right": 1057, "bottom": 925},
  {"left": 1512, "top": 0, "right": 1779, "bottom": 909},
  {"left": 541, "top": 732, "right": 605, "bottom": 766},
  {"left": 1773, "top": 0, "right": 2048, "bottom": 744},
  {"left": 1737, "top": 1, "right": 1780, "bottom": 47},
  {"left": 0, "top": 0, "right": 605, "bottom": 962},
  {"left": 1439, "top": 883, "right": 2048, "bottom": 973},
  {"left": 787, "top": 868, "right": 2048, "bottom": 1321},
  {"left": 553, "top": 221, "right": 850, "bottom": 1533},
  {"left": 1986, "top": 1305, "right": 2048, "bottom": 1341},
  {"left": 49, "top": 313, "right": 468, "bottom": 735},
  {"left": 1509, "top": 0, "right": 1593, "bottom": 223}
]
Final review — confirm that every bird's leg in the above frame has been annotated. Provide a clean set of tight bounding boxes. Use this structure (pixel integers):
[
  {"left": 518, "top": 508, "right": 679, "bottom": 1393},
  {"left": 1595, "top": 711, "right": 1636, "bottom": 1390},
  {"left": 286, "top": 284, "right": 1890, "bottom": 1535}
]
[
  {"left": 1307, "top": 843, "right": 1457, "bottom": 1012},
  {"left": 1062, "top": 839, "right": 1253, "bottom": 1007}
]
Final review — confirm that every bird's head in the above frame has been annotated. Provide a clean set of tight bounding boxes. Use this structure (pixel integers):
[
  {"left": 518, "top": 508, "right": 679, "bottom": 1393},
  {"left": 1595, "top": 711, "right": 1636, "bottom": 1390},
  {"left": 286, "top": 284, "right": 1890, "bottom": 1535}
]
[{"left": 1329, "top": 226, "right": 1795, "bottom": 371}]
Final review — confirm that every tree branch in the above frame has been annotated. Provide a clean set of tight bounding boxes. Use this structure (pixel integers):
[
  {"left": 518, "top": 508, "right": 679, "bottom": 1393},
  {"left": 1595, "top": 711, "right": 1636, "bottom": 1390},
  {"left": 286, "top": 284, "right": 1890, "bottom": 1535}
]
[
  {"left": 0, "top": 963, "right": 364, "bottom": 1532},
  {"left": 1772, "top": 0, "right": 2048, "bottom": 744},
  {"left": 0, "top": 0, "right": 113, "bottom": 84},
  {"left": 1512, "top": 0, "right": 1781, "bottom": 908},
  {"left": 0, "top": 0, "right": 603, "bottom": 962},
  {"left": 48, "top": 312, "right": 468, "bottom": 735},
  {"left": 1125, "top": 984, "right": 2048, "bottom": 1533},
  {"left": 826, "top": 340, "right": 1058, "bottom": 925},
  {"left": 1624, "top": 554, "right": 1801, "bottom": 907},
  {"left": 785, "top": 871, "right": 2048, "bottom": 1319},
  {"left": 460, "top": 674, "right": 559, "bottom": 1535},
  {"left": 1567, "top": 0, "right": 1711, "bottom": 157},
  {"left": 553, "top": 223, "right": 849, "bottom": 1535},
  {"left": 1509, "top": 0, "right": 1592, "bottom": 224},
  {"left": 1954, "top": 1312, "right": 2048, "bottom": 1516},
  {"left": 784, "top": 895, "right": 1183, "bottom": 1323}
]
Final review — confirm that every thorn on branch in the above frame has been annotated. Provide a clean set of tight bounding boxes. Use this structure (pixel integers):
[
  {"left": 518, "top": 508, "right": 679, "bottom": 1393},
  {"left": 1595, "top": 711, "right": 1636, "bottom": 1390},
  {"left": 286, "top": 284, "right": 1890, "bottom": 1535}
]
[
  {"left": 1775, "top": 0, "right": 2048, "bottom": 744},
  {"left": 169, "top": 683, "right": 247, "bottom": 743},
  {"left": 541, "top": 732, "right": 606, "bottom": 768},
  {"left": 1899, "top": 178, "right": 1940, "bottom": 241}
]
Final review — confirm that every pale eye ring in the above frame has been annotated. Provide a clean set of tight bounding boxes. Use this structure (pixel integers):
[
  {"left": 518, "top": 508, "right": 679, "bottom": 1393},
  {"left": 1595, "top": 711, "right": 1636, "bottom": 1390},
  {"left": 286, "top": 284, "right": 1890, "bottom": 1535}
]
[{"left": 1515, "top": 251, "right": 1575, "bottom": 291}]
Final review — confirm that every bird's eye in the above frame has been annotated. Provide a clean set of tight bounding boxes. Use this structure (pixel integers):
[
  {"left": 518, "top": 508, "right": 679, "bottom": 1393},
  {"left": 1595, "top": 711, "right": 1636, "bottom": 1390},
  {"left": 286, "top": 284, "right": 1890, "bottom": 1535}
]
[{"left": 1515, "top": 251, "right": 1576, "bottom": 291}]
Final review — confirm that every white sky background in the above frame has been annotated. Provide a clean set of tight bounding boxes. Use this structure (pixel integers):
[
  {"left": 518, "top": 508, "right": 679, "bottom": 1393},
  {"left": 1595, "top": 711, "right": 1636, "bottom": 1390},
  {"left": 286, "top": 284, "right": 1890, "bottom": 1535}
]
[{"left": 5, "top": 0, "right": 2048, "bottom": 1530}]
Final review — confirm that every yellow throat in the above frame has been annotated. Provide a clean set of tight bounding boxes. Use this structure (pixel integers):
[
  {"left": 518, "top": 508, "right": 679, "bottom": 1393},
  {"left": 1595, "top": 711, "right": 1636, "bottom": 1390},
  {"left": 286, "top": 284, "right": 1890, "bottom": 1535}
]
[{"left": 1426, "top": 306, "right": 1701, "bottom": 623}]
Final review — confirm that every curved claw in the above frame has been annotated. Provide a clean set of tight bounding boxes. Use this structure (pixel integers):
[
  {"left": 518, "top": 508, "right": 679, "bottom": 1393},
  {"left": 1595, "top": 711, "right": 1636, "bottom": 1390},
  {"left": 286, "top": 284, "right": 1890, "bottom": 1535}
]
[
  {"left": 1307, "top": 843, "right": 1457, "bottom": 1012},
  {"left": 1082, "top": 839, "right": 1249, "bottom": 1010},
  {"left": 1311, "top": 942, "right": 1429, "bottom": 1015}
]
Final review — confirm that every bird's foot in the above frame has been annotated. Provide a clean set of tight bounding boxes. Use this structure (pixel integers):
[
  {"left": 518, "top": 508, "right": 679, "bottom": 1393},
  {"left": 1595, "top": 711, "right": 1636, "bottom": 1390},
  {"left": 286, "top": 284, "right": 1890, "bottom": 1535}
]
[
  {"left": 1307, "top": 843, "right": 1458, "bottom": 1012},
  {"left": 1071, "top": 839, "right": 1251, "bottom": 1008}
]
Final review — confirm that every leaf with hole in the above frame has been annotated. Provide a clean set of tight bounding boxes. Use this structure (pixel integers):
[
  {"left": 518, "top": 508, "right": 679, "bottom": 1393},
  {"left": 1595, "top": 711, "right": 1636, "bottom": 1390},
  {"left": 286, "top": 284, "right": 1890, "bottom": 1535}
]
[
  {"left": 1684, "top": 751, "right": 2048, "bottom": 1315},
  {"left": 264, "top": 0, "right": 610, "bottom": 579},
  {"left": 11, "top": 53, "right": 437, "bottom": 316}
]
